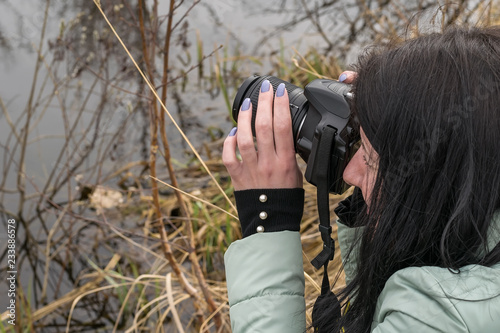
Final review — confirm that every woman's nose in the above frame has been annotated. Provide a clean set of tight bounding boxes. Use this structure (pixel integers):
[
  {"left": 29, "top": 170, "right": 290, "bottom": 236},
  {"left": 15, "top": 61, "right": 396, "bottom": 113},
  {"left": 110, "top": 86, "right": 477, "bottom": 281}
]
[{"left": 343, "top": 150, "right": 366, "bottom": 189}]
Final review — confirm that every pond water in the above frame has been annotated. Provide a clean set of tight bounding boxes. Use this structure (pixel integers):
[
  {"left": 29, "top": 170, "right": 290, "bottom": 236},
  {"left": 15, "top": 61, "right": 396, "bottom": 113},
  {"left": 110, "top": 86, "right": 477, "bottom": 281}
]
[{"left": 0, "top": 0, "right": 331, "bottom": 203}]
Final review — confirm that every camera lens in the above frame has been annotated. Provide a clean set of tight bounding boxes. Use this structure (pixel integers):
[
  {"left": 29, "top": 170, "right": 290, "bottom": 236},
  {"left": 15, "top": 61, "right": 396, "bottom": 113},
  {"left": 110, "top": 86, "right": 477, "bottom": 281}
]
[
  {"left": 232, "top": 75, "right": 309, "bottom": 146},
  {"left": 232, "top": 75, "right": 357, "bottom": 194}
]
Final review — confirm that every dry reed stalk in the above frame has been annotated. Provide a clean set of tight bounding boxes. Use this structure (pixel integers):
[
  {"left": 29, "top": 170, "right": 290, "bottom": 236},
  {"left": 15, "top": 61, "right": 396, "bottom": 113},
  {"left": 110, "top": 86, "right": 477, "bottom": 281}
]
[
  {"left": 136, "top": 0, "right": 204, "bottom": 321},
  {"left": 159, "top": 0, "right": 191, "bottom": 232},
  {"left": 156, "top": 0, "right": 223, "bottom": 324},
  {"left": 165, "top": 273, "right": 185, "bottom": 333},
  {"left": 0, "top": 254, "right": 120, "bottom": 323},
  {"left": 136, "top": 0, "right": 223, "bottom": 328},
  {"left": 138, "top": 1, "right": 222, "bottom": 329},
  {"left": 151, "top": 177, "right": 238, "bottom": 220},
  {"left": 17, "top": 0, "right": 51, "bottom": 220},
  {"left": 154, "top": 2, "right": 219, "bottom": 327},
  {"left": 126, "top": 284, "right": 191, "bottom": 332},
  {"left": 113, "top": 272, "right": 192, "bottom": 325}
]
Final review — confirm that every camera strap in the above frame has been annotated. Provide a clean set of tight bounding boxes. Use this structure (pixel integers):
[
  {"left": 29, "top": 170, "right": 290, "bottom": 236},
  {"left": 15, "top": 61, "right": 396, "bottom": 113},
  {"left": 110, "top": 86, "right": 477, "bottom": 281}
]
[
  {"left": 311, "top": 126, "right": 342, "bottom": 330},
  {"left": 311, "top": 125, "right": 336, "bottom": 271}
]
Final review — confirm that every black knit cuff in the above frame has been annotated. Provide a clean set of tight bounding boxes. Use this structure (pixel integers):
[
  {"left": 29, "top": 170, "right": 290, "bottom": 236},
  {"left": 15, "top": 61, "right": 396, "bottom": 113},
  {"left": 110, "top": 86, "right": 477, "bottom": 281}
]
[{"left": 234, "top": 188, "right": 305, "bottom": 238}]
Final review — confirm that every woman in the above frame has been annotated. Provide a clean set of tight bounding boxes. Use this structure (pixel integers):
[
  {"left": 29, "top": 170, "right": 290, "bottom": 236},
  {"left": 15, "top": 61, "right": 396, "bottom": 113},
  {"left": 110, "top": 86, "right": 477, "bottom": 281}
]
[{"left": 222, "top": 26, "right": 500, "bottom": 332}]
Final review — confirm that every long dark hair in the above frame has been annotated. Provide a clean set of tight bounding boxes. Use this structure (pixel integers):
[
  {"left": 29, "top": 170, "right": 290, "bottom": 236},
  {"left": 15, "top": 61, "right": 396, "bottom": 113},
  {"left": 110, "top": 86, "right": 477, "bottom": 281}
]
[{"left": 330, "top": 26, "right": 500, "bottom": 332}]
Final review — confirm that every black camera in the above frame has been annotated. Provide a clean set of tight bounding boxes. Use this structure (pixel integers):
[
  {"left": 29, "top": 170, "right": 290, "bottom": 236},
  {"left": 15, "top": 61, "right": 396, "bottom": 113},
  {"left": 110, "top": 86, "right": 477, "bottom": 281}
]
[{"left": 232, "top": 75, "right": 359, "bottom": 194}]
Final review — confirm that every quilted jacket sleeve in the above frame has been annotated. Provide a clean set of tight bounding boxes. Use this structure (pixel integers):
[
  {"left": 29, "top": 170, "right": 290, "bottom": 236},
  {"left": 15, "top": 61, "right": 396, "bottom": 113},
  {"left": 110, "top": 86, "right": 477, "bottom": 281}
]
[{"left": 224, "top": 231, "right": 306, "bottom": 333}]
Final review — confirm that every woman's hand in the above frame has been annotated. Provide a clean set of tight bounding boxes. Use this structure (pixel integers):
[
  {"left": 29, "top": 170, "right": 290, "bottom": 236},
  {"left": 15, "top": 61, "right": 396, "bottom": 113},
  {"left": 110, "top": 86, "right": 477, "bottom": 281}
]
[
  {"left": 339, "top": 70, "right": 357, "bottom": 84},
  {"left": 223, "top": 80, "right": 303, "bottom": 191}
]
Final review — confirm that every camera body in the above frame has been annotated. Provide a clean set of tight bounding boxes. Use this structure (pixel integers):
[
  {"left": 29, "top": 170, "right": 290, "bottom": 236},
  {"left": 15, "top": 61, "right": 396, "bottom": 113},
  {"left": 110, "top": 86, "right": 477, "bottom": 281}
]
[{"left": 232, "top": 75, "right": 359, "bottom": 194}]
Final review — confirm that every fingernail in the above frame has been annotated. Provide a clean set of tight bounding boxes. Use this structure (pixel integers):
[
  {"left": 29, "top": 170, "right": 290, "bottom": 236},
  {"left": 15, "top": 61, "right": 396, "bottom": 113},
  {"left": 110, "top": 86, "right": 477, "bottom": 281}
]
[
  {"left": 276, "top": 83, "right": 285, "bottom": 97},
  {"left": 339, "top": 73, "right": 347, "bottom": 82},
  {"left": 228, "top": 127, "right": 237, "bottom": 137},
  {"left": 241, "top": 98, "right": 251, "bottom": 111},
  {"left": 261, "top": 79, "right": 270, "bottom": 93}
]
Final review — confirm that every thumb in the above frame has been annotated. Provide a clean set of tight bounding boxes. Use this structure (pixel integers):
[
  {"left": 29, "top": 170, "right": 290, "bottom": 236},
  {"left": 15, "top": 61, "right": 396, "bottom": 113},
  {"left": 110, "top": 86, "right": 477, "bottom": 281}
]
[{"left": 338, "top": 71, "right": 358, "bottom": 84}]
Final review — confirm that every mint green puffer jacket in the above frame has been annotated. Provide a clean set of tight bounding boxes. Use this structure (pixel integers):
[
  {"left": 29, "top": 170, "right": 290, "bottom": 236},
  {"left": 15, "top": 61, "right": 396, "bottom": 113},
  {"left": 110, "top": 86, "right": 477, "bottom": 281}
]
[{"left": 224, "top": 215, "right": 500, "bottom": 332}]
